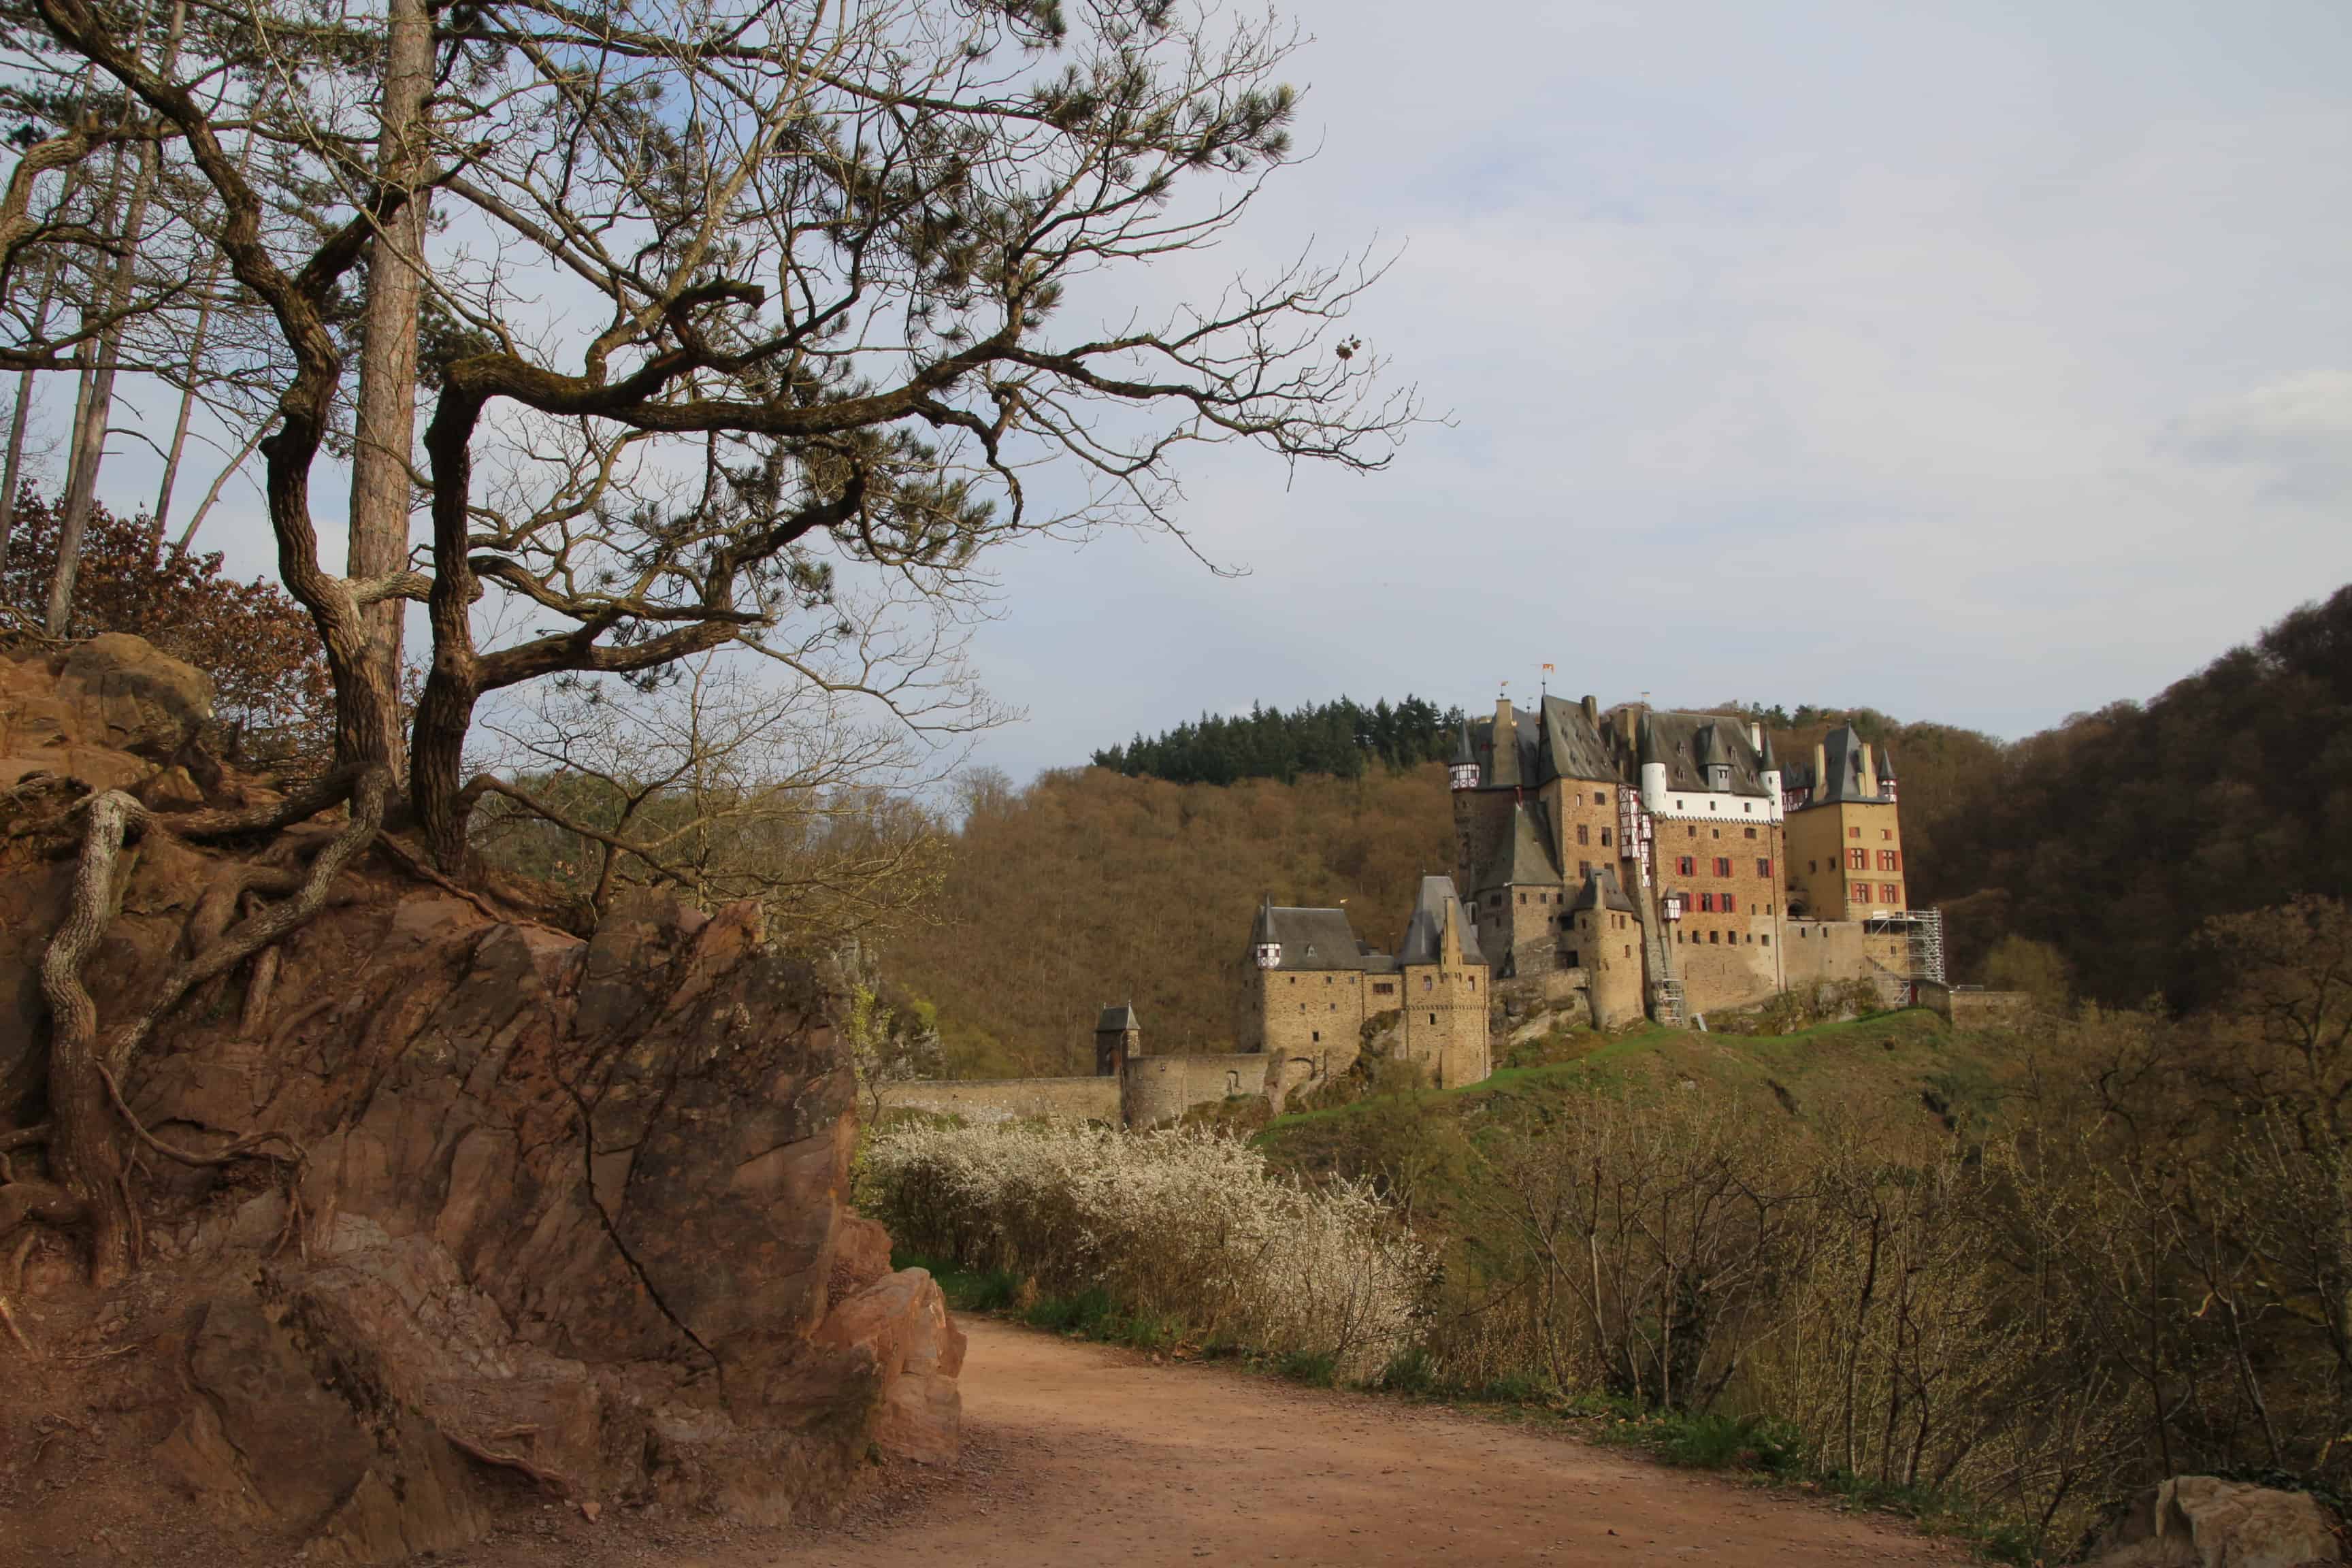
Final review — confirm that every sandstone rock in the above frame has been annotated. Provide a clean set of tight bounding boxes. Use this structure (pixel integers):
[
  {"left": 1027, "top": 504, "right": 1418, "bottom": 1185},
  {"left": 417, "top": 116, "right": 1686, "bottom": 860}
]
[
  {"left": 2090, "top": 1475, "right": 2341, "bottom": 1568},
  {"left": 120, "top": 880, "right": 954, "bottom": 1551},
  {"left": 815, "top": 1267, "right": 967, "bottom": 1465},
  {"left": 58, "top": 632, "right": 214, "bottom": 756}
]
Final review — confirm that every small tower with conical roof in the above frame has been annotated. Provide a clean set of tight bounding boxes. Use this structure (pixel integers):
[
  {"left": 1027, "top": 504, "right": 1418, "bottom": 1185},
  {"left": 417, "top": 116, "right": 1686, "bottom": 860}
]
[{"left": 1449, "top": 719, "right": 1480, "bottom": 792}]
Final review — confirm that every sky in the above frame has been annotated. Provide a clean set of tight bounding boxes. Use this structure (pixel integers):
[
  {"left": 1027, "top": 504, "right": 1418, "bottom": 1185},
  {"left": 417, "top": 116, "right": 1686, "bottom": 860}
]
[
  {"left": 953, "top": 0, "right": 2352, "bottom": 781},
  {"left": 54, "top": 0, "right": 2352, "bottom": 788}
]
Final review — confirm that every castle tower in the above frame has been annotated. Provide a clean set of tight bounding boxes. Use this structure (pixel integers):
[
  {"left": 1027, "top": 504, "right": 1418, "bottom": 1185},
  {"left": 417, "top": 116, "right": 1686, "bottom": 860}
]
[
  {"left": 1094, "top": 1002, "right": 1140, "bottom": 1076},
  {"left": 1564, "top": 868, "right": 1644, "bottom": 1030},
  {"left": 1396, "top": 875, "right": 1490, "bottom": 1088},
  {"left": 1782, "top": 724, "right": 1906, "bottom": 921}
]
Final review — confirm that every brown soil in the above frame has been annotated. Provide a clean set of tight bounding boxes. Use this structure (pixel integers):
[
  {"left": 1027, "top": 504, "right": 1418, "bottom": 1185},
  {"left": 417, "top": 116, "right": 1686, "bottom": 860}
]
[{"left": 408, "top": 1318, "right": 1971, "bottom": 1568}]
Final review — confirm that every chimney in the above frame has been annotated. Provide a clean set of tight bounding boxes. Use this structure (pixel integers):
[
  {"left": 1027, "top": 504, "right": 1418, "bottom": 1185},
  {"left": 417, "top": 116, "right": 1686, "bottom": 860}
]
[
  {"left": 1582, "top": 693, "right": 1600, "bottom": 728},
  {"left": 1860, "top": 742, "right": 1878, "bottom": 798},
  {"left": 1814, "top": 741, "right": 1828, "bottom": 794},
  {"left": 1749, "top": 721, "right": 1763, "bottom": 751}
]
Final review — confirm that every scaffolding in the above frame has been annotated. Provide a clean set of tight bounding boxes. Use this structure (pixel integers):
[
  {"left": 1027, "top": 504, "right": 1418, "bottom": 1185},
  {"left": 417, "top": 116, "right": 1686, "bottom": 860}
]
[
  {"left": 1864, "top": 908, "right": 1948, "bottom": 992},
  {"left": 1652, "top": 977, "right": 1685, "bottom": 1028}
]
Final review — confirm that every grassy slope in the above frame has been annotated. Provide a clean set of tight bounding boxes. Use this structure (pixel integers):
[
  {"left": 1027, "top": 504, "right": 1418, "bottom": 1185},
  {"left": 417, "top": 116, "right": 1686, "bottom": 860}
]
[{"left": 1261, "top": 1007, "right": 2020, "bottom": 1168}]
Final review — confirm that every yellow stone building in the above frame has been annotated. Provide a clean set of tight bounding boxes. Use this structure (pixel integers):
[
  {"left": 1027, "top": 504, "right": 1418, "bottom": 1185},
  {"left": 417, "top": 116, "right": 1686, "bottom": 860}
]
[{"left": 1782, "top": 725, "right": 1907, "bottom": 921}]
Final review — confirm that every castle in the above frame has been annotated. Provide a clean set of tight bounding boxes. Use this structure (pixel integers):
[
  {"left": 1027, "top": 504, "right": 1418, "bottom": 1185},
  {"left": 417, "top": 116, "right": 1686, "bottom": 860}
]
[
  {"left": 877, "top": 697, "right": 1944, "bottom": 1128},
  {"left": 1442, "top": 696, "right": 1929, "bottom": 1027}
]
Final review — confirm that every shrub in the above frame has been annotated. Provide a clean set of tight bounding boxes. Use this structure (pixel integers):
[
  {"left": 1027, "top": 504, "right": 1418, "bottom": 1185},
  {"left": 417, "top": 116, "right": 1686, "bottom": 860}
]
[{"left": 860, "top": 1120, "right": 1425, "bottom": 1380}]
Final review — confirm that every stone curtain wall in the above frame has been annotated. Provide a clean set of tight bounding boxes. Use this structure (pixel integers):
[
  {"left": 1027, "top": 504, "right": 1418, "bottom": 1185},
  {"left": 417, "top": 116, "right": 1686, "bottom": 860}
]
[
  {"left": 1258, "top": 967, "right": 1377, "bottom": 1060},
  {"left": 874, "top": 1077, "right": 1122, "bottom": 1124},
  {"left": 1122, "top": 1054, "right": 1275, "bottom": 1126}
]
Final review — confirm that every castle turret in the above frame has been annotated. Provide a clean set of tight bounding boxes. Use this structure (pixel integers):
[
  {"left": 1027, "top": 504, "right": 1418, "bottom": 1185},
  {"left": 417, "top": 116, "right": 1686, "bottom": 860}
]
[
  {"left": 1637, "top": 711, "right": 1668, "bottom": 814},
  {"left": 1449, "top": 718, "right": 1480, "bottom": 791},
  {"left": 1094, "top": 1002, "right": 1140, "bottom": 1076},
  {"left": 1878, "top": 742, "right": 1899, "bottom": 803},
  {"left": 1759, "top": 729, "right": 1782, "bottom": 807},
  {"left": 1252, "top": 895, "right": 1282, "bottom": 968}
]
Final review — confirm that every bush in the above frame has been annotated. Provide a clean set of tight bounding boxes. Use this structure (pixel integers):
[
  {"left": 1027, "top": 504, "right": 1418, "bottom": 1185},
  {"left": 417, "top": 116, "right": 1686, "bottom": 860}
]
[{"left": 860, "top": 1120, "right": 1426, "bottom": 1380}]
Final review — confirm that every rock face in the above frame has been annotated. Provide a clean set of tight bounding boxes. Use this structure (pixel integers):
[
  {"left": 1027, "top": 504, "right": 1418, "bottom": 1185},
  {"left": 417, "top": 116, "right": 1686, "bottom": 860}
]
[
  {"left": 0, "top": 638, "right": 961, "bottom": 1561},
  {"left": 2090, "top": 1477, "right": 2341, "bottom": 1568}
]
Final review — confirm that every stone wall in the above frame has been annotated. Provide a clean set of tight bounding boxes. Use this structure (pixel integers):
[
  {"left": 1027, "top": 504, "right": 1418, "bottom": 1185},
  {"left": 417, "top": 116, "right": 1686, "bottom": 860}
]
[
  {"left": 1782, "top": 919, "right": 1910, "bottom": 989},
  {"left": 1122, "top": 1053, "right": 1273, "bottom": 1126},
  {"left": 1564, "top": 906, "right": 1644, "bottom": 1028},
  {"left": 874, "top": 1077, "right": 1121, "bottom": 1124},
  {"left": 1396, "top": 963, "right": 1488, "bottom": 1088},
  {"left": 1787, "top": 799, "right": 1904, "bottom": 921},
  {"left": 1916, "top": 981, "right": 2034, "bottom": 1030},
  {"left": 1668, "top": 912, "right": 1783, "bottom": 1017}
]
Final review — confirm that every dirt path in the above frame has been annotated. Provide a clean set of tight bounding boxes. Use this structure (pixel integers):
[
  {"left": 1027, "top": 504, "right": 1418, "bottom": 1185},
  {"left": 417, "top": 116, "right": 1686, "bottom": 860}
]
[{"left": 745, "top": 1320, "right": 1966, "bottom": 1568}]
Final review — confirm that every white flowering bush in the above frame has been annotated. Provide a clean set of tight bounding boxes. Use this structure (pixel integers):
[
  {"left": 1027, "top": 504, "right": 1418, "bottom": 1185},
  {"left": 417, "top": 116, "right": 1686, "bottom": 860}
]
[{"left": 861, "top": 1120, "right": 1426, "bottom": 1381}]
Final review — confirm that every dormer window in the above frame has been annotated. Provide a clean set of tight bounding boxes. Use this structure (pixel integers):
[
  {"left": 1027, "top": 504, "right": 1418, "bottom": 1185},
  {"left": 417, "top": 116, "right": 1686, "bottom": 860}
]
[{"left": 1708, "top": 765, "right": 1731, "bottom": 791}]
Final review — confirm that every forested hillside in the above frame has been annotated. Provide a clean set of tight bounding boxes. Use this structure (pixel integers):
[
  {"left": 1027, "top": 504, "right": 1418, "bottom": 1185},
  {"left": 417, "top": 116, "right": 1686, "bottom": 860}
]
[
  {"left": 892, "top": 589, "right": 2352, "bottom": 1074},
  {"left": 1092, "top": 695, "right": 1467, "bottom": 783},
  {"left": 1925, "top": 585, "right": 2352, "bottom": 1007},
  {"left": 883, "top": 766, "right": 1452, "bottom": 1075}
]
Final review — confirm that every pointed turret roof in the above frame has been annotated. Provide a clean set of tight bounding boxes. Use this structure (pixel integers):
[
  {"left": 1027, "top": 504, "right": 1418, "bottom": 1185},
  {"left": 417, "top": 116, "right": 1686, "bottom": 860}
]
[
  {"left": 1637, "top": 710, "right": 1663, "bottom": 769},
  {"left": 1481, "top": 800, "right": 1563, "bottom": 891},
  {"left": 1096, "top": 1002, "right": 1139, "bottom": 1032},
  {"left": 1760, "top": 730, "right": 1779, "bottom": 772},
  {"left": 1693, "top": 722, "right": 1729, "bottom": 771},
  {"left": 1451, "top": 718, "right": 1475, "bottom": 768},
  {"left": 1399, "top": 875, "right": 1486, "bottom": 968},
  {"left": 1569, "top": 865, "right": 1637, "bottom": 915},
  {"left": 1876, "top": 742, "right": 1897, "bottom": 781}
]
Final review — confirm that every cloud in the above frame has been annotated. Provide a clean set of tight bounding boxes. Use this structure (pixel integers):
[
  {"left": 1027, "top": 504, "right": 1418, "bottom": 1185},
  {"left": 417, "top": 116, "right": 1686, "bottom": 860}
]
[{"left": 2168, "top": 370, "right": 2352, "bottom": 497}]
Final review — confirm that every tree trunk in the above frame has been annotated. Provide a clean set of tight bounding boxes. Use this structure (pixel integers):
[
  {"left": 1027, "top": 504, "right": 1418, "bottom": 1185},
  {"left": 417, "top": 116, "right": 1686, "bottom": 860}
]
[
  {"left": 46, "top": 2, "right": 181, "bottom": 636},
  {"left": 343, "top": 0, "right": 434, "bottom": 772}
]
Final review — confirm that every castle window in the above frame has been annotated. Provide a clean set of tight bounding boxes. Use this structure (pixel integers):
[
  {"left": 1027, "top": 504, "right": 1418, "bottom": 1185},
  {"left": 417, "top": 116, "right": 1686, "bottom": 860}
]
[
  {"left": 1623, "top": 945, "right": 1631, "bottom": 958},
  {"left": 1676, "top": 855, "right": 1694, "bottom": 876},
  {"left": 1848, "top": 848, "right": 1868, "bottom": 870},
  {"left": 1699, "top": 892, "right": 1716, "bottom": 913},
  {"left": 1430, "top": 1013, "right": 1438, "bottom": 1025},
  {"left": 1593, "top": 791, "right": 1605, "bottom": 804},
  {"left": 1757, "top": 858, "right": 1772, "bottom": 878},
  {"left": 1288, "top": 976, "right": 1296, "bottom": 985},
  {"left": 1882, "top": 883, "right": 1901, "bottom": 903},
  {"left": 1578, "top": 823, "right": 1590, "bottom": 845},
  {"left": 1312, "top": 1030, "right": 1320, "bottom": 1043},
  {"left": 1676, "top": 799, "right": 1685, "bottom": 811},
  {"left": 1744, "top": 802, "right": 1752, "bottom": 813},
  {"left": 1687, "top": 826, "right": 1697, "bottom": 838},
  {"left": 1374, "top": 982, "right": 1394, "bottom": 995},
  {"left": 1767, "top": 902, "right": 1774, "bottom": 915},
  {"left": 1708, "top": 930, "right": 1720, "bottom": 944},
  {"left": 1566, "top": 949, "right": 1580, "bottom": 968},
  {"left": 1761, "top": 935, "right": 1771, "bottom": 947},
  {"left": 1601, "top": 828, "right": 1612, "bottom": 846},
  {"left": 1713, "top": 858, "right": 1731, "bottom": 877},
  {"left": 1722, "top": 894, "right": 1737, "bottom": 913},
  {"left": 1468, "top": 977, "right": 1475, "bottom": 991},
  {"left": 1424, "top": 976, "right": 1433, "bottom": 991},
  {"left": 1578, "top": 860, "right": 1592, "bottom": 879},
  {"left": 1850, "top": 826, "right": 1862, "bottom": 838},
  {"left": 1883, "top": 829, "right": 1893, "bottom": 840},
  {"left": 1744, "top": 826, "right": 1757, "bottom": 838},
  {"left": 1809, "top": 860, "right": 1817, "bottom": 873},
  {"left": 1330, "top": 1002, "right": 1338, "bottom": 1011},
  {"left": 1519, "top": 892, "right": 1526, "bottom": 905}
]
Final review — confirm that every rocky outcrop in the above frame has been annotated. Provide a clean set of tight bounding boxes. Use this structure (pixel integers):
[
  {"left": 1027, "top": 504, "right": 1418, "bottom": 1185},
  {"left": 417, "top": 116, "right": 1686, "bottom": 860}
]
[
  {"left": 2090, "top": 1477, "right": 2341, "bottom": 1568},
  {"left": 0, "top": 638, "right": 961, "bottom": 1561}
]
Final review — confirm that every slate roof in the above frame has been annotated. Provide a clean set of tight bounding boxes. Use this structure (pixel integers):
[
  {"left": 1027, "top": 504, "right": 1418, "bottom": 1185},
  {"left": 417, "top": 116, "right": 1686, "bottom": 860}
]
[
  {"left": 1569, "top": 866, "right": 1637, "bottom": 916},
  {"left": 1397, "top": 875, "right": 1486, "bottom": 968},
  {"left": 1096, "top": 1003, "right": 1139, "bottom": 1032},
  {"left": 1642, "top": 713, "right": 1771, "bottom": 798},
  {"left": 1482, "top": 799, "right": 1564, "bottom": 890},
  {"left": 1248, "top": 899, "right": 1396, "bottom": 973},
  {"left": 1466, "top": 695, "right": 1622, "bottom": 791},
  {"left": 1790, "top": 725, "right": 1892, "bottom": 805}
]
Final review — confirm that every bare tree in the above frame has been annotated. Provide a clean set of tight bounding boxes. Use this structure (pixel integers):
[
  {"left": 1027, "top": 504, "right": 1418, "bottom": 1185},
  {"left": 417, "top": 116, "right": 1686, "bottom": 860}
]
[{"left": 0, "top": 0, "right": 1412, "bottom": 1284}]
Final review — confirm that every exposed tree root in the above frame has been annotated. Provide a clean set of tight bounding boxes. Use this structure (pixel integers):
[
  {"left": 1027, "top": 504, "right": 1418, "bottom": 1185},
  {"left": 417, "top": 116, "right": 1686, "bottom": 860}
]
[{"left": 32, "top": 765, "right": 387, "bottom": 1283}]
